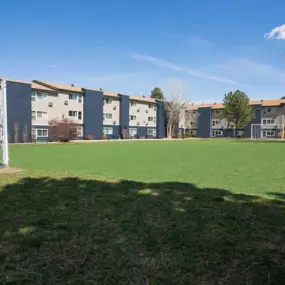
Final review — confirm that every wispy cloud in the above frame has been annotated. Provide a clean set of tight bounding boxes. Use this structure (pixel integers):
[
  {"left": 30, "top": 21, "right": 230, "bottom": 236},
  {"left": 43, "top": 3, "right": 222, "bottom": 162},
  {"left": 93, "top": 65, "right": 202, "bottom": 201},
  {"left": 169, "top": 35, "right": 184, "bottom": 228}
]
[
  {"left": 264, "top": 24, "right": 285, "bottom": 40},
  {"left": 88, "top": 72, "right": 149, "bottom": 82},
  {"left": 51, "top": 64, "right": 58, "bottom": 69},
  {"left": 131, "top": 53, "right": 243, "bottom": 85}
]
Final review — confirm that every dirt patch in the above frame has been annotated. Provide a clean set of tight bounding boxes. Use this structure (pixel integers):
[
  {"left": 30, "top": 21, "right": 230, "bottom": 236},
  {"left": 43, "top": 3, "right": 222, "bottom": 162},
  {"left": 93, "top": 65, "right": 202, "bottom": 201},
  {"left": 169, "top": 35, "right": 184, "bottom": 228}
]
[{"left": 0, "top": 167, "right": 23, "bottom": 174}]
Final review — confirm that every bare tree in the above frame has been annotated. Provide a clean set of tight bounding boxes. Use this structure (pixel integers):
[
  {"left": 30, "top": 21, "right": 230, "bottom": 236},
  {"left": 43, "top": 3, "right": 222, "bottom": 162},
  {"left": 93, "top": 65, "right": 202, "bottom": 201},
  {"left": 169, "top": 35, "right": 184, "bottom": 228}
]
[
  {"left": 49, "top": 119, "right": 78, "bottom": 142},
  {"left": 22, "top": 124, "right": 28, "bottom": 143},
  {"left": 164, "top": 79, "right": 188, "bottom": 138},
  {"left": 13, "top": 122, "right": 19, "bottom": 143}
]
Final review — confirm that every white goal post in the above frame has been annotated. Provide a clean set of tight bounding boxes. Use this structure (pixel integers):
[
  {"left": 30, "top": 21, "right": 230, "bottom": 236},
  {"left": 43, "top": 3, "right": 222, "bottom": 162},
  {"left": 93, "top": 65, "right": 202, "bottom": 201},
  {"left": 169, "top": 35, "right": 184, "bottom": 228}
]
[
  {"left": 0, "top": 79, "right": 9, "bottom": 167},
  {"left": 251, "top": 124, "right": 284, "bottom": 140}
]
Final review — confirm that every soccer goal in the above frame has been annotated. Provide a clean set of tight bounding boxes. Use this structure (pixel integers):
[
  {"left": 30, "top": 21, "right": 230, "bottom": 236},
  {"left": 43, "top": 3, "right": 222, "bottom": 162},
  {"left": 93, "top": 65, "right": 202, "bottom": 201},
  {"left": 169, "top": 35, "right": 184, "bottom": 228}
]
[
  {"left": 251, "top": 124, "right": 285, "bottom": 140},
  {"left": 0, "top": 80, "right": 9, "bottom": 167}
]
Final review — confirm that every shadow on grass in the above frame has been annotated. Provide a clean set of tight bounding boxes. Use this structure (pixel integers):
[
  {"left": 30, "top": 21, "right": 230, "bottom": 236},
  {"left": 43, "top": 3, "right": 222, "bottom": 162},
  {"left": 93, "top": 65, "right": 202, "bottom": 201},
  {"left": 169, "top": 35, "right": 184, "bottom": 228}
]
[{"left": 1, "top": 177, "right": 285, "bottom": 284}]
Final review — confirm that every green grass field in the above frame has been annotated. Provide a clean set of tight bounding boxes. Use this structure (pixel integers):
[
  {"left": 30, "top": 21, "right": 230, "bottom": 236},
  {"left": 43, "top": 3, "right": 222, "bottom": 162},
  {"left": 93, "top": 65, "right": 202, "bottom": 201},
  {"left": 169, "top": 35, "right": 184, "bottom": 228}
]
[{"left": 1, "top": 140, "right": 285, "bottom": 284}]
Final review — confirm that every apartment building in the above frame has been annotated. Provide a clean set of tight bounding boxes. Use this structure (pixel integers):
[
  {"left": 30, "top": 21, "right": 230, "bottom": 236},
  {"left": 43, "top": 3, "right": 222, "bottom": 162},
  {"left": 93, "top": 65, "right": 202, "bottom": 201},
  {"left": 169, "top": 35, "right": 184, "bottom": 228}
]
[
  {"left": 0, "top": 78, "right": 166, "bottom": 142},
  {"left": 1, "top": 77, "right": 284, "bottom": 142}
]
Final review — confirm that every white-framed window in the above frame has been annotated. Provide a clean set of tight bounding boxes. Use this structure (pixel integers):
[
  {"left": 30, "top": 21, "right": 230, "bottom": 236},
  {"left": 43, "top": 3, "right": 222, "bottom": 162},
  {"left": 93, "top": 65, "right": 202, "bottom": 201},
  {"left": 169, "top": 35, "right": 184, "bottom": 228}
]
[
  {"left": 36, "top": 129, "right": 48, "bottom": 137},
  {"left": 77, "top": 127, "right": 82, "bottom": 137},
  {"left": 148, "top": 117, "right": 154, "bottom": 122},
  {"left": 212, "top": 130, "right": 223, "bottom": 137},
  {"left": 104, "top": 97, "right": 112, "bottom": 104},
  {"left": 130, "top": 101, "right": 136, "bottom": 107},
  {"left": 212, "top": 120, "right": 220, "bottom": 127},
  {"left": 32, "top": 111, "right": 36, "bottom": 121},
  {"left": 213, "top": 110, "right": 222, "bottom": 116},
  {"left": 262, "top": 130, "right": 275, "bottom": 137},
  {"left": 263, "top": 119, "right": 275, "bottom": 125},
  {"left": 69, "top": 94, "right": 78, "bottom": 100},
  {"left": 147, "top": 128, "right": 157, "bottom": 136},
  {"left": 129, "top": 128, "right": 137, "bottom": 137},
  {"left": 37, "top": 111, "right": 47, "bottom": 119},
  {"left": 148, "top": 104, "right": 154, "bottom": 109},
  {"left": 103, "top": 113, "right": 112, "bottom": 119},
  {"left": 154, "top": 106, "right": 157, "bottom": 111},
  {"left": 130, "top": 115, "right": 136, "bottom": 120},
  {"left": 32, "top": 92, "right": 48, "bottom": 101},
  {"left": 103, "top": 127, "right": 113, "bottom": 135},
  {"left": 78, "top": 95, "right": 82, "bottom": 103},
  {"left": 69, "top": 110, "right": 77, "bottom": 117},
  {"left": 78, "top": 111, "right": 82, "bottom": 120}
]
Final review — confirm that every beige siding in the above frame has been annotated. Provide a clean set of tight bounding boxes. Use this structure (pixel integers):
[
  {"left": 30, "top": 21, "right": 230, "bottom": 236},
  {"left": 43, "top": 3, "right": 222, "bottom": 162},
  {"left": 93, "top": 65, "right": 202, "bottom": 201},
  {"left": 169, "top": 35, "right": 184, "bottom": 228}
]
[
  {"left": 32, "top": 91, "right": 84, "bottom": 125},
  {"left": 129, "top": 100, "right": 157, "bottom": 127},
  {"left": 103, "top": 96, "right": 120, "bottom": 125},
  {"left": 180, "top": 110, "right": 198, "bottom": 129},
  {"left": 262, "top": 106, "right": 285, "bottom": 125}
]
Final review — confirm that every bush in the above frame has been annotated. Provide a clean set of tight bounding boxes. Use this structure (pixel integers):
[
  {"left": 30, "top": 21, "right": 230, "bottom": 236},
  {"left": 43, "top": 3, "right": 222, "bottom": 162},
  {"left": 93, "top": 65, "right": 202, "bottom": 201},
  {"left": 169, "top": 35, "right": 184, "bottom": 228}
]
[
  {"left": 101, "top": 135, "right": 108, "bottom": 140},
  {"left": 87, "top": 134, "right": 94, "bottom": 140},
  {"left": 184, "top": 132, "right": 195, "bottom": 138},
  {"left": 49, "top": 119, "right": 78, "bottom": 142}
]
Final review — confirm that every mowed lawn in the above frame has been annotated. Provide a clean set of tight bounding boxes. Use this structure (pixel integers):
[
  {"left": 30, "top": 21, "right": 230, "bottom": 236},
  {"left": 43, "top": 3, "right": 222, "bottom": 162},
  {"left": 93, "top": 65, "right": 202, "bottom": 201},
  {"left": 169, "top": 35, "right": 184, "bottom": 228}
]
[{"left": 1, "top": 140, "right": 285, "bottom": 284}]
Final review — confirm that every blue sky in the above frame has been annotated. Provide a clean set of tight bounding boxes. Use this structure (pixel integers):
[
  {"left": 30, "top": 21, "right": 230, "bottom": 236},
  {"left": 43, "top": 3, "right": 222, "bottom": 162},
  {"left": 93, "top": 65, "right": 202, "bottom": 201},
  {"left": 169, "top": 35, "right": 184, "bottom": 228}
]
[{"left": 1, "top": 0, "right": 285, "bottom": 102}]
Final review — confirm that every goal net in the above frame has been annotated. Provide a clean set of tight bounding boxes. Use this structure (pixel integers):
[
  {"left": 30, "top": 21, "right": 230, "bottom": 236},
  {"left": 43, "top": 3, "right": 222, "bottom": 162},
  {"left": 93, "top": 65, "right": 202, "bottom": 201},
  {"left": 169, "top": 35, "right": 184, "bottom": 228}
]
[
  {"left": 251, "top": 124, "right": 285, "bottom": 140},
  {"left": 0, "top": 80, "right": 9, "bottom": 167}
]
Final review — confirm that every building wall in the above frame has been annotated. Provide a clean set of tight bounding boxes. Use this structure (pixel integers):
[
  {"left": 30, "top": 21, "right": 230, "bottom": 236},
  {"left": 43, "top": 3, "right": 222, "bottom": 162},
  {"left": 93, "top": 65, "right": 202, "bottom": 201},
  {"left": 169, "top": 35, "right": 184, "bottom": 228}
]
[
  {"left": 102, "top": 125, "right": 120, "bottom": 138},
  {"left": 156, "top": 101, "right": 166, "bottom": 138},
  {"left": 129, "top": 100, "right": 157, "bottom": 128},
  {"left": 103, "top": 96, "right": 120, "bottom": 126},
  {"left": 244, "top": 104, "right": 262, "bottom": 138},
  {"left": 261, "top": 105, "right": 285, "bottom": 125},
  {"left": 32, "top": 91, "right": 84, "bottom": 126},
  {"left": 197, "top": 107, "right": 212, "bottom": 138},
  {"left": 6, "top": 81, "right": 32, "bottom": 143},
  {"left": 83, "top": 89, "right": 103, "bottom": 139}
]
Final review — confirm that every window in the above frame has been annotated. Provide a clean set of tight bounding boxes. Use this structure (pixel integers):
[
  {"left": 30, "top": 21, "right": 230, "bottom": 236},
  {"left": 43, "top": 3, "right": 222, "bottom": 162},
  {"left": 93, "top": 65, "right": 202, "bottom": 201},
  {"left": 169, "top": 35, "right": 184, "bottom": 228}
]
[
  {"left": 129, "top": 128, "right": 137, "bottom": 137},
  {"left": 77, "top": 127, "right": 82, "bottom": 137},
  {"left": 130, "top": 115, "right": 136, "bottom": 120},
  {"left": 213, "top": 110, "right": 222, "bottom": 115},
  {"left": 212, "top": 120, "right": 220, "bottom": 127},
  {"left": 78, "top": 95, "right": 82, "bottom": 103},
  {"left": 37, "top": 93, "right": 48, "bottom": 100},
  {"left": 69, "top": 110, "right": 77, "bottom": 117},
  {"left": 263, "top": 119, "right": 275, "bottom": 125},
  {"left": 78, "top": 111, "right": 82, "bottom": 120},
  {"left": 263, "top": 130, "right": 275, "bottom": 137},
  {"left": 113, "top": 106, "right": 117, "bottom": 110},
  {"left": 267, "top": 108, "right": 272, "bottom": 113},
  {"left": 103, "top": 113, "right": 112, "bottom": 119},
  {"left": 154, "top": 106, "right": 157, "bottom": 111},
  {"left": 148, "top": 117, "right": 154, "bottom": 122},
  {"left": 103, "top": 127, "right": 113, "bottom": 135},
  {"left": 32, "top": 111, "right": 36, "bottom": 121},
  {"left": 148, "top": 104, "right": 154, "bottom": 109},
  {"left": 212, "top": 130, "right": 223, "bottom": 137},
  {"left": 32, "top": 93, "right": 36, "bottom": 102},
  {"left": 69, "top": 94, "right": 78, "bottom": 100},
  {"left": 147, "top": 128, "right": 157, "bottom": 136},
  {"left": 104, "top": 98, "right": 112, "bottom": 104},
  {"left": 36, "top": 111, "right": 47, "bottom": 119},
  {"left": 130, "top": 101, "right": 136, "bottom": 107},
  {"left": 48, "top": 102, "right": 53, "bottom": 107},
  {"left": 37, "top": 129, "right": 48, "bottom": 137},
  {"left": 64, "top": 101, "right": 68, "bottom": 105}
]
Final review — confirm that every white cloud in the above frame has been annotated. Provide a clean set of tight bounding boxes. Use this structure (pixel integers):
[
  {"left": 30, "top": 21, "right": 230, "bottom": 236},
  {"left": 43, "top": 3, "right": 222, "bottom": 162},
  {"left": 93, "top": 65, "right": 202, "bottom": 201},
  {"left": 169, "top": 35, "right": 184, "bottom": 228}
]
[
  {"left": 131, "top": 53, "right": 243, "bottom": 85},
  {"left": 264, "top": 24, "right": 285, "bottom": 40}
]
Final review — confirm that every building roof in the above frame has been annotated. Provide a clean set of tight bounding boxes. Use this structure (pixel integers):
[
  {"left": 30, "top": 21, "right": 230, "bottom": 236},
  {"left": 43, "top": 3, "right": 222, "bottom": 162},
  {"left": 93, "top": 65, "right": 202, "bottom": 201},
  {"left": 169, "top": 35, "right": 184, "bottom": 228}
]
[
  {"left": 31, "top": 82, "right": 56, "bottom": 92},
  {"left": 129, "top": 95, "right": 156, "bottom": 103},
  {"left": 103, "top": 91, "right": 119, "bottom": 98},
  {"left": 187, "top": 99, "right": 285, "bottom": 111},
  {"left": 0, "top": 78, "right": 30, "bottom": 84},
  {"left": 33, "top": 80, "right": 83, "bottom": 93}
]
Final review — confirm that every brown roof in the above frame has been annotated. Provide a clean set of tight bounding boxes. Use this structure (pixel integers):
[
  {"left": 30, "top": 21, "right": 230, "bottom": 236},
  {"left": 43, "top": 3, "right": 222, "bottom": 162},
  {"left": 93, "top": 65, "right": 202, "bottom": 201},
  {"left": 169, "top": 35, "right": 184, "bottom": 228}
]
[
  {"left": 188, "top": 99, "right": 285, "bottom": 111},
  {"left": 31, "top": 82, "right": 55, "bottom": 92},
  {"left": 0, "top": 78, "right": 30, "bottom": 84},
  {"left": 33, "top": 80, "right": 83, "bottom": 93},
  {"left": 103, "top": 91, "right": 119, "bottom": 98},
  {"left": 129, "top": 95, "right": 156, "bottom": 103}
]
